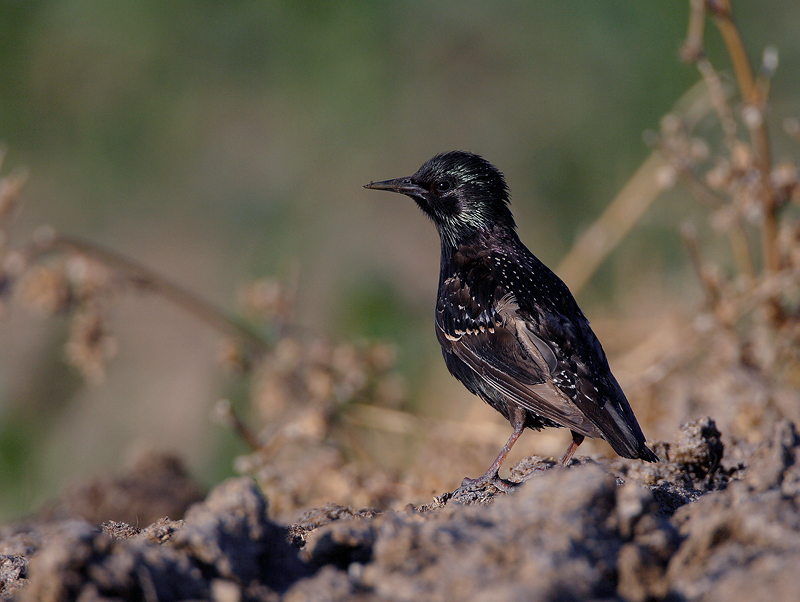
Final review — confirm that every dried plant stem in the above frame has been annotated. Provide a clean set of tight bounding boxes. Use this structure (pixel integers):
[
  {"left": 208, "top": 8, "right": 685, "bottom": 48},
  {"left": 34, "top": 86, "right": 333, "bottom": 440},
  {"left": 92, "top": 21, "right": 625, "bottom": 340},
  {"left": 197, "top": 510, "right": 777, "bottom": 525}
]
[
  {"left": 707, "top": 0, "right": 779, "bottom": 274},
  {"left": 729, "top": 222, "right": 757, "bottom": 280},
  {"left": 658, "top": 138, "right": 757, "bottom": 279},
  {"left": 681, "top": 0, "right": 707, "bottom": 63},
  {"left": 556, "top": 152, "right": 665, "bottom": 294},
  {"left": 23, "top": 234, "right": 271, "bottom": 357},
  {"left": 682, "top": 58, "right": 757, "bottom": 279},
  {"left": 681, "top": 224, "right": 722, "bottom": 315},
  {"left": 695, "top": 58, "right": 738, "bottom": 150},
  {"left": 557, "top": 81, "right": 720, "bottom": 294},
  {"left": 758, "top": 180, "right": 780, "bottom": 276},
  {"left": 707, "top": 1, "right": 758, "bottom": 105},
  {"left": 213, "top": 399, "right": 262, "bottom": 450}
]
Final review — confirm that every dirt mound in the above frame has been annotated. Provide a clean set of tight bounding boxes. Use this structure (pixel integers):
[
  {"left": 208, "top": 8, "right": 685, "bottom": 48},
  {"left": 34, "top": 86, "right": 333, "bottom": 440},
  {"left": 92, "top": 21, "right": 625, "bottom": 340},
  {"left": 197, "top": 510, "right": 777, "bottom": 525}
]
[{"left": 2, "top": 418, "right": 799, "bottom": 601}]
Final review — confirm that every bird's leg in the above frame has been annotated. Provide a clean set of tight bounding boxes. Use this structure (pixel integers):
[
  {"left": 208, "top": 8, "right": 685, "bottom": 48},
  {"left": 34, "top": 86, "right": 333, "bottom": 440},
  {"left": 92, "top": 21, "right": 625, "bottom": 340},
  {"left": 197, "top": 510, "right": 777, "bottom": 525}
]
[
  {"left": 481, "top": 422, "right": 525, "bottom": 479},
  {"left": 461, "top": 408, "right": 526, "bottom": 491},
  {"left": 558, "top": 432, "right": 585, "bottom": 467}
]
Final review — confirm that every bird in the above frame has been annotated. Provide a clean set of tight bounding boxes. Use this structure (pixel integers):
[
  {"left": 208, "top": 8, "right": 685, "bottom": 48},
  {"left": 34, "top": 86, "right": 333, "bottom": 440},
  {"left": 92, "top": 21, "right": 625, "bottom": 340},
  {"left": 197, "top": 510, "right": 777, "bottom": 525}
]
[{"left": 364, "top": 150, "right": 658, "bottom": 489}]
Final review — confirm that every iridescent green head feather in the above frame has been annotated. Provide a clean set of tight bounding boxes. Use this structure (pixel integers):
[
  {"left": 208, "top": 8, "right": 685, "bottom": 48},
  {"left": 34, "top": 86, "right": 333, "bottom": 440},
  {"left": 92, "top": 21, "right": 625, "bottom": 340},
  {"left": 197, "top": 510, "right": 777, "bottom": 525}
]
[{"left": 365, "top": 151, "right": 515, "bottom": 249}]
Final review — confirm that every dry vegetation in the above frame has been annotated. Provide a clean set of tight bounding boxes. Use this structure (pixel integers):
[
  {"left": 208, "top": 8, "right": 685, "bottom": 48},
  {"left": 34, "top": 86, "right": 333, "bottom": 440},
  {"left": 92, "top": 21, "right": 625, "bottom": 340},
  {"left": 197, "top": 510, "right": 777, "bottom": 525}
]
[{"left": 2, "top": 1, "right": 800, "bottom": 600}]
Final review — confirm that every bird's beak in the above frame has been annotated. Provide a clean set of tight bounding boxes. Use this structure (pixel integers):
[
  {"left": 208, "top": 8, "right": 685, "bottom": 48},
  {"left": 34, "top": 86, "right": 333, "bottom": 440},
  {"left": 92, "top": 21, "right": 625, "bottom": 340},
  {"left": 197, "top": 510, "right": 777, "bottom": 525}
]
[{"left": 363, "top": 177, "right": 426, "bottom": 197}]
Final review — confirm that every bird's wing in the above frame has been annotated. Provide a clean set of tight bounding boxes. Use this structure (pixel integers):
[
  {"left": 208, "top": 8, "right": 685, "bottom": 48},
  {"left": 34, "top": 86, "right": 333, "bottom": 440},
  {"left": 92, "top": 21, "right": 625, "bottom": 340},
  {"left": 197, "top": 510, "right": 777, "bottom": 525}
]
[{"left": 436, "top": 280, "right": 603, "bottom": 438}]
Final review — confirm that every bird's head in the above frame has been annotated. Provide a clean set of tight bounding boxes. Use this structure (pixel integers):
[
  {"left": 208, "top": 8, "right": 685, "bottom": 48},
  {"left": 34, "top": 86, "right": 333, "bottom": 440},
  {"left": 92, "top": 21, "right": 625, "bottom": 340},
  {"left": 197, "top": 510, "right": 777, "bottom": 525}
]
[{"left": 365, "top": 151, "right": 515, "bottom": 249}]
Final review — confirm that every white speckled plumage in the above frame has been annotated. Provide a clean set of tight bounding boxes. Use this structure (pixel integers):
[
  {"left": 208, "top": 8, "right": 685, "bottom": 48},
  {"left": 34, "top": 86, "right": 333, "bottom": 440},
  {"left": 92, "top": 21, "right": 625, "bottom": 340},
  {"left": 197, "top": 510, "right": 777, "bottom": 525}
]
[{"left": 366, "top": 151, "right": 658, "bottom": 483}]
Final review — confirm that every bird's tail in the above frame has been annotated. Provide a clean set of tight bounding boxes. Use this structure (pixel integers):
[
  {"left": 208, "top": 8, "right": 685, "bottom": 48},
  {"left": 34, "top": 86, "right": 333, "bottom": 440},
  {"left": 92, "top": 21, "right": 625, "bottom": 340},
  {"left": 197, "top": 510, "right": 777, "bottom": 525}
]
[
  {"left": 602, "top": 394, "right": 660, "bottom": 462},
  {"left": 636, "top": 444, "right": 659, "bottom": 463}
]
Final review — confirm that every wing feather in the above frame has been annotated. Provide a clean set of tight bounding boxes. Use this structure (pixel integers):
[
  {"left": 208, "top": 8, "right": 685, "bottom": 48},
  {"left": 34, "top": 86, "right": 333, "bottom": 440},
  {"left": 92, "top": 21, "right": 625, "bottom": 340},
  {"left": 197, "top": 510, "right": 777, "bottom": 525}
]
[
  {"left": 436, "top": 288, "right": 604, "bottom": 439},
  {"left": 447, "top": 326, "right": 602, "bottom": 437},
  {"left": 435, "top": 245, "right": 656, "bottom": 461}
]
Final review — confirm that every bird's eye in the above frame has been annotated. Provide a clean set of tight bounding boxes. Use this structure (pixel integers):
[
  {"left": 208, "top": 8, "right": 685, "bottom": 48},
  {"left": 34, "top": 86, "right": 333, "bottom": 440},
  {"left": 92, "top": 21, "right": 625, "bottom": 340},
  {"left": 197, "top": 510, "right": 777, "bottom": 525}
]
[{"left": 435, "top": 180, "right": 451, "bottom": 192}]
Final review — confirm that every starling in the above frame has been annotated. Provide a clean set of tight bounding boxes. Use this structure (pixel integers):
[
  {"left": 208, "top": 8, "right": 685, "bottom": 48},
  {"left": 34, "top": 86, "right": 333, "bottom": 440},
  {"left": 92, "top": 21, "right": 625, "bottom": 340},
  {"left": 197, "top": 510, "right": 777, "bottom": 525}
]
[{"left": 365, "top": 150, "right": 658, "bottom": 488}]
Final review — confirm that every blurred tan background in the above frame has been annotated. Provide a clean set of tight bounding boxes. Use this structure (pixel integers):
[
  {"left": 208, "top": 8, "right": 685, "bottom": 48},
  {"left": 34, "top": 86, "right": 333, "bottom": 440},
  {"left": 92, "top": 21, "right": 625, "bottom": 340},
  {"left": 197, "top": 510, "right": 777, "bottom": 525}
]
[{"left": 1, "top": 1, "right": 799, "bottom": 521}]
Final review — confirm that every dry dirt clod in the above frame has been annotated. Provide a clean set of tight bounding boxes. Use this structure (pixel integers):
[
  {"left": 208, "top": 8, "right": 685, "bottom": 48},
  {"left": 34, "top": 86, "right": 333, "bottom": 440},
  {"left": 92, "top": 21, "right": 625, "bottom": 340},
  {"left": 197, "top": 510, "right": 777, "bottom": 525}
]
[
  {"left": 173, "top": 477, "right": 310, "bottom": 591},
  {"left": 0, "top": 554, "right": 28, "bottom": 599},
  {"left": 36, "top": 451, "right": 205, "bottom": 527},
  {"left": 2, "top": 419, "right": 800, "bottom": 601},
  {"left": 288, "top": 503, "right": 381, "bottom": 549}
]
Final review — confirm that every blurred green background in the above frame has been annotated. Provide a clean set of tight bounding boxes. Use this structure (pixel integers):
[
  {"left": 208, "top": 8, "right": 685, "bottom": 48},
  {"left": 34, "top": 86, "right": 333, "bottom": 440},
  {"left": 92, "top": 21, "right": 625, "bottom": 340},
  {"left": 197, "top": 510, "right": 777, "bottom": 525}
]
[{"left": 1, "top": 1, "right": 799, "bottom": 520}]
